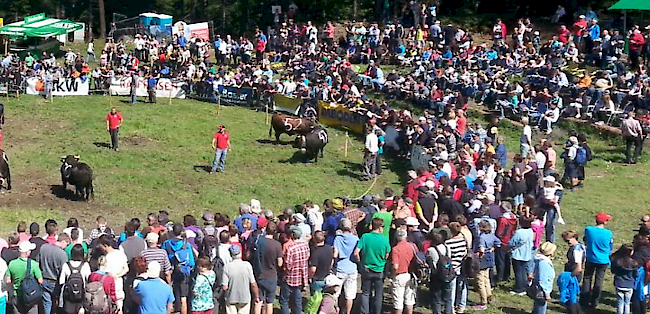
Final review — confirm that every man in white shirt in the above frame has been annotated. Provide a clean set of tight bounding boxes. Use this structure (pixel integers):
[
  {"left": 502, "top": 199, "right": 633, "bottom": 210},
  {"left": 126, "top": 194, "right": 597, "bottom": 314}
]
[
  {"left": 362, "top": 127, "right": 379, "bottom": 181},
  {"left": 520, "top": 117, "right": 532, "bottom": 157}
]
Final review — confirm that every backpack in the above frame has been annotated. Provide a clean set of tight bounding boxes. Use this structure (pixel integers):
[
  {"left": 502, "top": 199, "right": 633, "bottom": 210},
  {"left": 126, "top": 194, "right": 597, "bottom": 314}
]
[
  {"left": 211, "top": 255, "right": 226, "bottom": 302},
  {"left": 169, "top": 240, "right": 194, "bottom": 277},
  {"left": 199, "top": 227, "right": 218, "bottom": 260},
  {"left": 432, "top": 245, "right": 455, "bottom": 283},
  {"left": 462, "top": 251, "right": 481, "bottom": 278},
  {"left": 408, "top": 243, "right": 429, "bottom": 283},
  {"left": 304, "top": 291, "right": 323, "bottom": 314},
  {"left": 84, "top": 275, "right": 114, "bottom": 314},
  {"left": 19, "top": 258, "right": 43, "bottom": 307},
  {"left": 575, "top": 147, "right": 587, "bottom": 165},
  {"left": 64, "top": 262, "right": 86, "bottom": 303}
]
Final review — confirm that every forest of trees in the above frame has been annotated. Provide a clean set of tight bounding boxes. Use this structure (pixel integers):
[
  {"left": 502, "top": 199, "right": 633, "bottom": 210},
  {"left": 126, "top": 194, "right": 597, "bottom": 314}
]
[{"left": 0, "top": 0, "right": 603, "bottom": 38}]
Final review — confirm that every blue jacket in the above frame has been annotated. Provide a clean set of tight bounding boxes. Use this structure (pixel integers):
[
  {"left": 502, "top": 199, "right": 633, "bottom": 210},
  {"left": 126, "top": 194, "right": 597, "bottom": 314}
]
[
  {"left": 557, "top": 271, "right": 580, "bottom": 304},
  {"left": 509, "top": 228, "right": 534, "bottom": 262},
  {"left": 534, "top": 255, "right": 555, "bottom": 296},
  {"left": 634, "top": 267, "right": 646, "bottom": 301},
  {"left": 589, "top": 24, "right": 600, "bottom": 40},
  {"left": 496, "top": 144, "right": 507, "bottom": 168}
]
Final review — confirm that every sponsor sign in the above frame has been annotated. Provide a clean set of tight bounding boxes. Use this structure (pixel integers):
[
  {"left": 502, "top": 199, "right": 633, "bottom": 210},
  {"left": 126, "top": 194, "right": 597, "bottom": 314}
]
[
  {"left": 317, "top": 101, "right": 365, "bottom": 134},
  {"left": 26, "top": 77, "right": 89, "bottom": 96},
  {"left": 217, "top": 85, "right": 254, "bottom": 107},
  {"left": 108, "top": 77, "right": 186, "bottom": 98}
]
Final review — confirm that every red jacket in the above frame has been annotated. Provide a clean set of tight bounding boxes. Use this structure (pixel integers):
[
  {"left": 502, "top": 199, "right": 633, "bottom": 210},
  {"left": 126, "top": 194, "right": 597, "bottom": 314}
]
[
  {"left": 88, "top": 272, "right": 117, "bottom": 302},
  {"left": 496, "top": 213, "right": 518, "bottom": 245},
  {"left": 630, "top": 33, "right": 645, "bottom": 51}
]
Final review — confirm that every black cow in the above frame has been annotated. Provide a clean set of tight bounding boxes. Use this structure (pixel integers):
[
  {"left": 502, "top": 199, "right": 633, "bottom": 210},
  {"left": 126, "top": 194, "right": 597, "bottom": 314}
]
[
  {"left": 293, "top": 127, "right": 329, "bottom": 162},
  {"left": 60, "top": 155, "right": 94, "bottom": 201},
  {"left": 0, "top": 149, "right": 10, "bottom": 191},
  {"left": 269, "top": 113, "right": 315, "bottom": 142}
]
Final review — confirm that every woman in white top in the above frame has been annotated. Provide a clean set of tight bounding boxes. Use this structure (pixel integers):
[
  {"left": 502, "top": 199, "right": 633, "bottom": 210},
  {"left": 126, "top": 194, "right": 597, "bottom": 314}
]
[{"left": 59, "top": 244, "right": 91, "bottom": 314}]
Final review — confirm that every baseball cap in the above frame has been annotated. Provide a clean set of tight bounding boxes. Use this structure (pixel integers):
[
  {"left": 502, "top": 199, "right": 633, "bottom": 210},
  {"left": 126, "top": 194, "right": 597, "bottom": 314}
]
[
  {"left": 19, "top": 241, "right": 36, "bottom": 253},
  {"left": 324, "top": 274, "right": 343, "bottom": 288},
  {"left": 229, "top": 245, "right": 242, "bottom": 255},
  {"left": 145, "top": 232, "right": 160, "bottom": 244},
  {"left": 332, "top": 198, "right": 344, "bottom": 210},
  {"left": 289, "top": 225, "right": 303, "bottom": 239},
  {"left": 595, "top": 212, "right": 612, "bottom": 224},
  {"left": 543, "top": 176, "right": 556, "bottom": 182},
  {"left": 293, "top": 213, "right": 306, "bottom": 223}
]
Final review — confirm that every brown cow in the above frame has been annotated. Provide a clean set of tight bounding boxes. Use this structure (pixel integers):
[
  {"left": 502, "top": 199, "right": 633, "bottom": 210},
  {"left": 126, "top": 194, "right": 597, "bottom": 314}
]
[{"left": 268, "top": 113, "right": 315, "bottom": 142}]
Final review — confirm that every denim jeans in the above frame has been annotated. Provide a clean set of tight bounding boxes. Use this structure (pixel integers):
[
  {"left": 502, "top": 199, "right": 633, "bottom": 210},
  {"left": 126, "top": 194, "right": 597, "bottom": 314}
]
[
  {"left": 360, "top": 270, "right": 384, "bottom": 314},
  {"left": 450, "top": 275, "right": 467, "bottom": 311},
  {"left": 617, "top": 289, "right": 633, "bottom": 314},
  {"left": 513, "top": 259, "right": 528, "bottom": 293},
  {"left": 495, "top": 246, "right": 511, "bottom": 283},
  {"left": 532, "top": 300, "right": 548, "bottom": 314},
  {"left": 430, "top": 280, "right": 454, "bottom": 314},
  {"left": 582, "top": 262, "right": 608, "bottom": 308},
  {"left": 545, "top": 208, "right": 556, "bottom": 243},
  {"left": 279, "top": 281, "right": 303, "bottom": 314},
  {"left": 42, "top": 279, "right": 57, "bottom": 314},
  {"left": 211, "top": 149, "right": 227, "bottom": 172}
]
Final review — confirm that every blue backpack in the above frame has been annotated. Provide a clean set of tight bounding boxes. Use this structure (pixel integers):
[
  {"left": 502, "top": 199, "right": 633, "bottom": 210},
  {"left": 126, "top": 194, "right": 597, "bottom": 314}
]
[
  {"left": 575, "top": 147, "right": 587, "bottom": 165},
  {"left": 168, "top": 240, "right": 194, "bottom": 276}
]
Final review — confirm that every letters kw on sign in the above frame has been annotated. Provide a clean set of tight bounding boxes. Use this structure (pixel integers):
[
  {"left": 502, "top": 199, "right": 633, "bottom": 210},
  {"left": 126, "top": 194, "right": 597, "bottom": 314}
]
[{"left": 53, "top": 79, "right": 79, "bottom": 92}]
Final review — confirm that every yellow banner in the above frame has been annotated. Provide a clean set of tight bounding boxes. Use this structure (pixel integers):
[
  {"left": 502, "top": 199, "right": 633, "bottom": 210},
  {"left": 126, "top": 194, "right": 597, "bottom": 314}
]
[
  {"left": 317, "top": 101, "right": 365, "bottom": 134},
  {"left": 273, "top": 94, "right": 301, "bottom": 114}
]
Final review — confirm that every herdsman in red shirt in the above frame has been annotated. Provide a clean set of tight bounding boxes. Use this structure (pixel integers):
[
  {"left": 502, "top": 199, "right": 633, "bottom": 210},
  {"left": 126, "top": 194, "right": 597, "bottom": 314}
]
[
  {"left": 105, "top": 108, "right": 122, "bottom": 151},
  {"left": 210, "top": 125, "right": 231, "bottom": 173}
]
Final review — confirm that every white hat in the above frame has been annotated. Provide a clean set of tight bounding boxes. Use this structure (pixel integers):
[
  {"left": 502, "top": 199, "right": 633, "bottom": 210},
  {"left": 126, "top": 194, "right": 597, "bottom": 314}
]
[
  {"left": 405, "top": 217, "right": 420, "bottom": 226},
  {"left": 324, "top": 274, "right": 343, "bottom": 288},
  {"left": 250, "top": 199, "right": 262, "bottom": 214},
  {"left": 19, "top": 241, "right": 36, "bottom": 253},
  {"left": 425, "top": 180, "right": 436, "bottom": 189},
  {"left": 579, "top": 15, "right": 586, "bottom": 18},
  {"left": 145, "top": 232, "right": 160, "bottom": 244},
  {"left": 146, "top": 261, "right": 161, "bottom": 278},
  {"left": 407, "top": 170, "right": 418, "bottom": 179},
  {"left": 292, "top": 213, "right": 306, "bottom": 223},
  {"left": 543, "top": 176, "right": 556, "bottom": 182},
  {"left": 468, "top": 200, "right": 482, "bottom": 213}
]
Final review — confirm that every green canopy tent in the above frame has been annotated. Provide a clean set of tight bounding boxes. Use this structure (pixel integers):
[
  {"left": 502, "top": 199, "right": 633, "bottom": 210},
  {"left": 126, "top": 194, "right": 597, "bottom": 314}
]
[
  {"left": 609, "top": 0, "right": 650, "bottom": 33},
  {"left": 0, "top": 13, "right": 83, "bottom": 57}
]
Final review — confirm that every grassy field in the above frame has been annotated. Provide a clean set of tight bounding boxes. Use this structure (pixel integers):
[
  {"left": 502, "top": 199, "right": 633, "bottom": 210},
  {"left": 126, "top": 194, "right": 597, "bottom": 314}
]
[
  {"left": 0, "top": 93, "right": 648, "bottom": 314},
  {"left": 0, "top": 95, "right": 403, "bottom": 230}
]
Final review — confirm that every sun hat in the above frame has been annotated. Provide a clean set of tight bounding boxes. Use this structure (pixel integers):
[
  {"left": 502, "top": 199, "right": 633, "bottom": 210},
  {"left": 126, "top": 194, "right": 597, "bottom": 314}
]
[
  {"left": 540, "top": 242, "right": 557, "bottom": 256},
  {"left": 251, "top": 199, "right": 262, "bottom": 214}
]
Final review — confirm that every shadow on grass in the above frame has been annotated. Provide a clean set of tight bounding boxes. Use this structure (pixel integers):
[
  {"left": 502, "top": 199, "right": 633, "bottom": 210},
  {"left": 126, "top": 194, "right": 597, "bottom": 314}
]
[
  {"left": 279, "top": 151, "right": 313, "bottom": 164},
  {"left": 499, "top": 307, "right": 529, "bottom": 314},
  {"left": 193, "top": 165, "right": 211, "bottom": 173},
  {"left": 595, "top": 147, "right": 628, "bottom": 163},
  {"left": 93, "top": 142, "right": 112, "bottom": 149},
  {"left": 50, "top": 185, "right": 85, "bottom": 201},
  {"left": 256, "top": 139, "right": 292, "bottom": 146}
]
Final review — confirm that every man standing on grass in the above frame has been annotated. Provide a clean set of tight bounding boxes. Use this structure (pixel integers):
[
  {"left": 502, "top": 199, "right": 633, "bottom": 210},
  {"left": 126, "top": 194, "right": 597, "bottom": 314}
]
[
  {"left": 581, "top": 212, "right": 613, "bottom": 310},
  {"left": 147, "top": 73, "right": 157, "bottom": 104},
  {"left": 210, "top": 125, "right": 231, "bottom": 173},
  {"left": 362, "top": 126, "right": 379, "bottom": 181},
  {"left": 106, "top": 108, "right": 122, "bottom": 151},
  {"left": 621, "top": 111, "right": 643, "bottom": 164}
]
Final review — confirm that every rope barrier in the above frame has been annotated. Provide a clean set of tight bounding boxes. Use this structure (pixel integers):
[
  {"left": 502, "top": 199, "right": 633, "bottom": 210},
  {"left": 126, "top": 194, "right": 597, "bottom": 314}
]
[{"left": 355, "top": 175, "right": 378, "bottom": 199}]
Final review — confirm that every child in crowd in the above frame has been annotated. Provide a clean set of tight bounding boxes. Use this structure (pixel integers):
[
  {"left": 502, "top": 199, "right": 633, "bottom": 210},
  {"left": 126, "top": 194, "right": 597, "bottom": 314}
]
[
  {"left": 542, "top": 175, "right": 565, "bottom": 225},
  {"left": 611, "top": 244, "right": 638, "bottom": 314},
  {"left": 86, "top": 216, "right": 114, "bottom": 246},
  {"left": 474, "top": 220, "right": 501, "bottom": 310},
  {"left": 318, "top": 274, "right": 342, "bottom": 314}
]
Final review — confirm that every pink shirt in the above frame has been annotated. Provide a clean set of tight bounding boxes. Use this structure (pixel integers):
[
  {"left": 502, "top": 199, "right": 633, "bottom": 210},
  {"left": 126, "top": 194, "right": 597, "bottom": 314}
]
[{"left": 546, "top": 148, "right": 557, "bottom": 170}]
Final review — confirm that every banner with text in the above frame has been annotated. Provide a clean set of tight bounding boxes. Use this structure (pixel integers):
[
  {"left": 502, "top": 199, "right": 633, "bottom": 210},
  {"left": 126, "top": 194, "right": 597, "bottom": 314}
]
[
  {"left": 273, "top": 94, "right": 301, "bottom": 114},
  {"left": 317, "top": 101, "right": 365, "bottom": 134},
  {"left": 26, "top": 78, "right": 89, "bottom": 96},
  {"left": 108, "top": 77, "right": 187, "bottom": 98},
  {"left": 217, "top": 85, "right": 254, "bottom": 107}
]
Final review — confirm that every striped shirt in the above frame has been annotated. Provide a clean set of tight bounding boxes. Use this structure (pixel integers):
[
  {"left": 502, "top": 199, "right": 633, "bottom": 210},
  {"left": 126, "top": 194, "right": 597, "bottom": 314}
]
[
  {"left": 445, "top": 236, "right": 468, "bottom": 274},
  {"left": 140, "top": 247, "right": 173, "bottom": 276}
]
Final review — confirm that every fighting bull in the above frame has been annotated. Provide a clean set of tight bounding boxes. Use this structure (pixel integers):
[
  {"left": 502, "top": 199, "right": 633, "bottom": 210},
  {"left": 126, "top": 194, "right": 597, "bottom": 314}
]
[
  {"left": 0, "top": 149, "right": 10, "bottom": 191},
  {"left": 60, "top": 155, "right": 94, "bottom": 201},
  {"left": 269, "top": 113, "right": 315, "bottom": 142},
  {"left": 293, "top": 127, "right": 329, "bottom": 162}
]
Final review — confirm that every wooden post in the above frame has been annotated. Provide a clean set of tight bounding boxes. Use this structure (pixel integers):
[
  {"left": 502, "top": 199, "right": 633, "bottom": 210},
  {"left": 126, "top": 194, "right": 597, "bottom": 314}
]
[
  {"left": 169, "top": 88, "right": 172, "bottom": 105},
  {"left": 265, "top": 101, "right": 269, "bottom": 124},
  {"left": 344, "top": 131, "right": 348, "bottom": 157},
  {"left": 217, "top": 94, "right": 221, "bottom": 115}
]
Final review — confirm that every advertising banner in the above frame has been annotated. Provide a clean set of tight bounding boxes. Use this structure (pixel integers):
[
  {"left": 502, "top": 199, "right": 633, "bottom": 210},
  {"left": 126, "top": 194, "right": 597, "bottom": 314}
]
[
  {"left": 217, "top": 85, "right": 254, "bottom": 107},
  {"left": 108, "top": 77, "right": 186, "bottom": 98},
  {"left": 26, "top": 77, "right": 89, "bottom": 96},
  {"left": 273, "top": 94, "right": 301, "bottom": 114},
  {"left": 317, "top": 101, "right": 365, "bottom": 134}
]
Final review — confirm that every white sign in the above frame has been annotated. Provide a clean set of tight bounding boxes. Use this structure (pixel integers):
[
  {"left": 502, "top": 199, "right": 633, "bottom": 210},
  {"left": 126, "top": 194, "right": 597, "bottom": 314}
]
[
  {"left": 173, "top": 21, "right": 210, "bottom": 41},
  {"left": 108, "top": 77, "right": 187, "bottom": 99},
  {"left": 26, "top": 77, "right": 89, "bottom": 96}
]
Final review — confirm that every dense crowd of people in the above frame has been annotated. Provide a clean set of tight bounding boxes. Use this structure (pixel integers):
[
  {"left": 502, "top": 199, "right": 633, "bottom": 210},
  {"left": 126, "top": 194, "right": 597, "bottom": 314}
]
[{"left": 2, "top": 5, "right": 650, "bottom": 314}]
